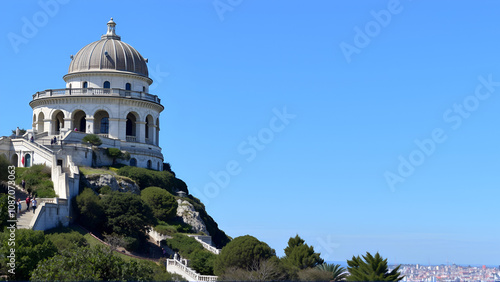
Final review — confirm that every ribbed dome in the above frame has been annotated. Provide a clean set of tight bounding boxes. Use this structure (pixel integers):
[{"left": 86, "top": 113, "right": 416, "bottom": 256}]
[{"left": 68, "top": 18, "right": 148, "bottom": 77}]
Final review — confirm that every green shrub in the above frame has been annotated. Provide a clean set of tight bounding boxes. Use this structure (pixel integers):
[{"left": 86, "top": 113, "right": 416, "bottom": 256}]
[
  {"left": 0, "top": 154, "right": 10, "bottom": 182},
  {"left": 100, "top": 192, "right": 156, "bottom": 242},
  {"left": 46, "top": 231, "right": 88, "bottom": 253},
  {"left": 154, "top": 224, "right": 178, "bottom": 236},
  {"left": 81, "top": 134, "right": 102, "bottom": 146},
  {"left": 165, "top": 234, "right": 215, "bottom": 275},
  {"left": 117, "top": 166, "right": 187, "bottom": 193},
  {"left": 214, "top": 235, "right": 276, "bottom": 276},
  {"left": 105, "top": 148, "right": 130, "bottom": 165},
  {"left": 141, "top": 187, "right": 178, "bottom": 221},
  {"left": 15, "top": 165, "right": 55, "bottom": 197},
  {"left": 99, "top": 185, "right": 112, "bottom": 194},
  {"left": 34, "top": 187, "right": 56, "bottom": 198},
  {"left": 124, "top": 236, "right": 140, "bottom": 252},
  {"left": 166, "top": 234, "right": 204, "bottom": 257},
  {"left": 190, "top": 250, "right": 216, "bottom": 275},
  {"left": 75, "top": 188, "right": 104, "bottom": 231}
]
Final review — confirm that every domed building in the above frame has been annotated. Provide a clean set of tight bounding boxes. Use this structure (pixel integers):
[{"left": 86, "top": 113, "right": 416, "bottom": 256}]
[
  {"left": 28, "top": 18, "right": 164, "bottom": 170},
  {"left": 0, "top": 18, "right": 168, "bottom": 230}
]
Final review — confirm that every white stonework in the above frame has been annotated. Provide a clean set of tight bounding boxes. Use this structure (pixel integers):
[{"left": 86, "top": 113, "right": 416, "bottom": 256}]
[
  {"left": 19, "top": 18, "right": 164, "bottom": 170},
  {"left": 0, "top": 18, "right": 168, "bottom": 231}
]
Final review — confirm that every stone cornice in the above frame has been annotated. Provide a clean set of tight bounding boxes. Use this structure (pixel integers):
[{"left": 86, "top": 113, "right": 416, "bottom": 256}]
[
  {"left": 63, "top": 71, "right": 153, "bottom": 85},
  {"left": 29, "top": 96, "right": 164, "bottom": 112}
]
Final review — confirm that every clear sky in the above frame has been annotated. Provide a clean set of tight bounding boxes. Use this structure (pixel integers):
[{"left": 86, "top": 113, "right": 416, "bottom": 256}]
[{"left": 1, "top": 0, "right": 500, "bottom": 266}]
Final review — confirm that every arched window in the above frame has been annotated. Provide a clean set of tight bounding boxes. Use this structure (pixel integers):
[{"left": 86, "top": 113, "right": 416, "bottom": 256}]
[
  {"left": 147, "top": 160, "right": 152, "bottom": 169},
  {"left": 83, "top": 81, "right": 88, "bottom": 88},
  {"left": 94, "top": 110, "right": 110, "bottom": 135},
  {"left": 103, "top": 81, "right": 110, "bottom": 89},
  {"left": 126, "top": 113, "right": 137, "bottom": 141},
  {"left": 100, "top": 117, "right": 109, "bottom": 134},
  {"left": 125, "top": 83, "right": 131, "bottom": 90},
  {"left": 53, "top": 111, "right": 65, "bottom": 134},
  {"left": 142, "top": 86, "right": 146, "bottom": 92},
  {"left": 38, "top": 112, "right": 45, "bottom": 133},
  {"left": 72, "top": 110, "right": 87, "bottom": 132},
  {"left": 130, "top": 158, "right": 137, "bottom": 167}
]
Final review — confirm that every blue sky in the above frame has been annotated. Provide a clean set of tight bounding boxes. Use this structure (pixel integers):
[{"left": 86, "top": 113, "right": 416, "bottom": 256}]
[{"left": 1, "top": 1, "right": 500, "bottom": 266}]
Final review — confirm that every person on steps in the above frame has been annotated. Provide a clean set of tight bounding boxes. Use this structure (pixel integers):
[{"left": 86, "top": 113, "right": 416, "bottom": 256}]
[
  {"left": 31, "top": 198, "right": 37, "bottom": 214},
  {"left": 26, "top": 196, "right": 30, "bottom": 211}
]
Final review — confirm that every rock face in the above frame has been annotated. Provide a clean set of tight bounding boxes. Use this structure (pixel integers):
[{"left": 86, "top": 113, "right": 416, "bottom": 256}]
[
  {"left": 176, "top": 199, "right": 209, "bottom": 235},
  {"left": 81, "top": 174, "right": 140, "bottom": 194}
]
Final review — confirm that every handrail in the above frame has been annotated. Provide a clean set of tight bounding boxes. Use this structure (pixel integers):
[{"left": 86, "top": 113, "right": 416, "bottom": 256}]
[
  {"left": 32, "top": 88, "right": 161, "bottom": 104},
  {"left": 166, "top": 259, "right": 218, "bottom": 282}
]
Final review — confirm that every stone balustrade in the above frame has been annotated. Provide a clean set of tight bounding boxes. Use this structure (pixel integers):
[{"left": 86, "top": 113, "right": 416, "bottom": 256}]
[{"left": 32, "top": 88, "right": 161, "bottom": 104}]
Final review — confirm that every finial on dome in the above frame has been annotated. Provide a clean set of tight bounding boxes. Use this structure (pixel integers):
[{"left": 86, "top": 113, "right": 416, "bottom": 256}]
[{"left": 101, "top": 17, "right": 121, "bottom": 40}]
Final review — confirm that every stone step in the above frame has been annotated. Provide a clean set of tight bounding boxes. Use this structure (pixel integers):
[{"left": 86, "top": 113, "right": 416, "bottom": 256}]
[{"left": 17, "top": 209, "right": 35, "bottom": 229}]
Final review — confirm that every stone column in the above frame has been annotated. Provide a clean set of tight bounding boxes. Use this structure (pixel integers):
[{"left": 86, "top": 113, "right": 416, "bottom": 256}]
[
  {"left": 45, "top": 119, "right": 53, "bottom": 135},
  {"left": 151, "top": 125, "right": 157, "bottom": 145},
  {"left": 86, "top": 117, "right": 94, "bottom": 134},
  {"left": 110, "top": 118, "right": 126, "bottom": 141},
  {"left": 108, "top": 118, "right": 121, "bottom": 140},
  {"left": 136, "top": 121, "right": 146, "bottom": 143},
  {"left": 63, "top": 118, "right": 72, "bottom": 131}
]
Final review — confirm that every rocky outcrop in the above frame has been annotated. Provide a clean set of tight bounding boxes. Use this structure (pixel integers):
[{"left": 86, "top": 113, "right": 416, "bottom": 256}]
[
  {"left": 176, "top": 199, "right": 209, "bottom": 235},
  {"left": 81, "top": 174, "right": 140, "bottom": 194}
]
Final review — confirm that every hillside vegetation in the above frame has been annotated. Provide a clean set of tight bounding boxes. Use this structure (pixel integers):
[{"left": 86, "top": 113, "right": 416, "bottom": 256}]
[
  {"left": 15, "top": 164, "right": 56, "bottom": 197},
  {"left": 76, "top": 165, "right": 230, "bottom": 254}
]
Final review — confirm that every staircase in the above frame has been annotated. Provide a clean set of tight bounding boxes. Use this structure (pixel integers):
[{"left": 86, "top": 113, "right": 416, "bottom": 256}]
[
  {"left": 187, "top": 235, "right": 221, "bottom": 255},
  {"left": 17, "top": 206, "right": 35, "bottom": 229},
  {"left": 166, "top": 259, "right": 217, "bottom": 282}
]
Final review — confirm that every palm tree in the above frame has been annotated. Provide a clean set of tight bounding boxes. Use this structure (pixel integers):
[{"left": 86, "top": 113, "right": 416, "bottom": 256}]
[
  {"left": 316, "top": 263, "right": 348, "bottom": 281},
  {"left": 346, "top": 252, "right": 404, "bottom": 281}
]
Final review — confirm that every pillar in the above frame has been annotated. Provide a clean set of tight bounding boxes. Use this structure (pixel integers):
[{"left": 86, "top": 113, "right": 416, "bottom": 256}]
[
  {"left": 86, "top": 117, "right": 94, "bottom": 134},
  {"left": 45, "top": 119, "right": 54, "bottom": 135},
  {"left": 63, "top": 118, "right": 72, "bottom": 131},
  {"left": 136, "top": 121, "right": 146, "bottom": 143},
  {"left": 110, "top": 118, "right": 126, "bottom": 141},
  {"left": 151, "top": 125, "right": 157, "bottom": 145}
]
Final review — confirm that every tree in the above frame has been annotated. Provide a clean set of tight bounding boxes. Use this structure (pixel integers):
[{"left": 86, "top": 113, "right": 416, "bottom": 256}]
[
  {"left": 46, "top": 230, "right": 88, "bottom": 253},
  {"left": 0, "top": 154, "right": 10, "bottom": 182},
  {"left": 100, "top": 192, "right": 156, "bottom": 241},
  {"left": 298, "top": 267, "right": 335, "bottom": 281},
  {"left": 282, "top": 235, "right": 324, "bottom": 270},
  {"left": 347, "top": 252, "right": 404, "bottom": 282},
  {"left": 220, "top": 257, "right": 287, "bottom": 281},
  {"left": 141, "top": 186, "right": 178, "bottom": 221},
  {"left": 11, "top": 128, "right": 27, "bottom": 136},
  {"left": 30, "top": 245, "right": 154, "bottom": 281},
  {"left": 214, "top": 235, "right": 276, "bottom": 276},
  {"left": 105, "top": 148, "right": 131, "bottom": 165},
  {"left": 0, "top": 194, "right": 10, "bottom": 230},
  {"left": 0, "top": 229, "right": 57, "bottom": 281},
  {"left": 81, "top": 134, "right": 102, "bottom": 146},
  {"left": 190, "top": 250, "right": 216, "bottom": 275},
  {"left": 316, "top": 263, "right": 348, "bottom": 281},
  {"left": 75, "top": 188, "right": 105, "bottom": 231}
]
